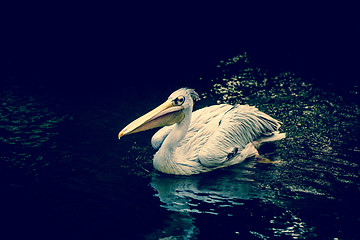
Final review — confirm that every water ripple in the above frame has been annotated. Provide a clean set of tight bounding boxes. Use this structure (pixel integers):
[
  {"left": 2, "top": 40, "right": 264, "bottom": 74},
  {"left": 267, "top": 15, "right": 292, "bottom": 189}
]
[{"left": 0, "top": 89, "right": 68, "bottom": 175}]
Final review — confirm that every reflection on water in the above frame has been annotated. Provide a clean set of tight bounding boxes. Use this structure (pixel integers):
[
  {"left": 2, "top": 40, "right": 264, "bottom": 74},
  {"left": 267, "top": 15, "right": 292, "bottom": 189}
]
[
  {"left": 150, "top": 158, "right": 316, "bottom": 239},
  {"left": 2, "top": 52, "right": 360, "bottom": 239}
]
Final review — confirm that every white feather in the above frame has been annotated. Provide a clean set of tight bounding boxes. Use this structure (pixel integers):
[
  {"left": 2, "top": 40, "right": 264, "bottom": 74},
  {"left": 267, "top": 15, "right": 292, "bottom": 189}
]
[{"left": 151, "top": 88, "right": 285, "bottom": 175}]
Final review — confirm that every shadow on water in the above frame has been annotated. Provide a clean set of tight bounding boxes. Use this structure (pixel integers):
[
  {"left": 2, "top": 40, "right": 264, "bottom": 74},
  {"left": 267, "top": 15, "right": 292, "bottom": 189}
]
[{"left": 2, "top": 52, "right": 360, "bottom": 239}]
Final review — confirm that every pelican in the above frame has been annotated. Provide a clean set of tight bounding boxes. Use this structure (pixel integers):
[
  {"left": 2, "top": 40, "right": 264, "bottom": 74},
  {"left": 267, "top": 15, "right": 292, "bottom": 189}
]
[{"left": 118, "top": 88, "right": 285, "bottom": 175}]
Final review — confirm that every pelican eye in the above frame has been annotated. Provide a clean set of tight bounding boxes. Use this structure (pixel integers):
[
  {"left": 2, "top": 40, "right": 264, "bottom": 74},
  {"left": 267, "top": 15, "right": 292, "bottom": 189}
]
[{"left": 173, "top": 96, "right": 185, "bottom": 106}]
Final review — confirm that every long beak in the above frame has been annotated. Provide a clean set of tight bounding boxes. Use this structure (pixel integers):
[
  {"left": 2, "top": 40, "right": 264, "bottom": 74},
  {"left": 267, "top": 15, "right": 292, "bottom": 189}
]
[{"left": 118, "top": 100, "right": 185, "bottom": 139}]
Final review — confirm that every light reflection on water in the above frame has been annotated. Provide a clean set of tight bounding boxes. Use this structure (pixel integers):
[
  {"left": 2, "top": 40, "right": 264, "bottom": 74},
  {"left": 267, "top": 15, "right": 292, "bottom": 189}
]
[
  {"left": 149, "top": 155, "right": 317, "bottom": 239},
  {"left": 1, "top": 53, "right": 360, "bottom": 239}
]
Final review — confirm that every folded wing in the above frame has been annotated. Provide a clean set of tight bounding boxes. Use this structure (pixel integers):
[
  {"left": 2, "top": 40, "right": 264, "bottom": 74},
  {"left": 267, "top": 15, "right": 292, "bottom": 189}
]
[{"left": 197, "top": 105, "right": 281, "bottom": 167}]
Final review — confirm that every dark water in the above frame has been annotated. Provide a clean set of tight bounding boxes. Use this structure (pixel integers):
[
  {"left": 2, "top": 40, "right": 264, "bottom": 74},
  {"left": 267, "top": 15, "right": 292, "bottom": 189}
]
[{"left": 2, "top": 50, "right": 360, "bottom": 239}]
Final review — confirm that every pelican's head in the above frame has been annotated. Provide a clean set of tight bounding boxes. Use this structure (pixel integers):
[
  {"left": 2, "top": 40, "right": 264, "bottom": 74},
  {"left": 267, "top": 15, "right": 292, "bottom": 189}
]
[
  {"left": 167, "top": 88, "right": 200, "bottom": 113},
  {"left": 118, "top": 88, "right": 199, "bottom": 139}
]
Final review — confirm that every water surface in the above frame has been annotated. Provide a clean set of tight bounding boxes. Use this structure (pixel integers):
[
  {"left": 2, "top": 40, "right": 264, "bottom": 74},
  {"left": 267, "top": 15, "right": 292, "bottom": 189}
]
[{"left": 2, "top": 53, "right": 360, "bottom": 239}]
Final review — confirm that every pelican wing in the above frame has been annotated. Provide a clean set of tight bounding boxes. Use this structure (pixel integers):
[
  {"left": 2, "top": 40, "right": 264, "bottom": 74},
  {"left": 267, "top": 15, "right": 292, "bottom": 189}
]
[
  {"left": 196, "top": 105, "right": 281, "bottom": 167},
  {"left": 177, "top": 104, "right": 233, "bottom": 148},
  {"left": 151, "top": 104, "right": 232, "bottom": 149}
]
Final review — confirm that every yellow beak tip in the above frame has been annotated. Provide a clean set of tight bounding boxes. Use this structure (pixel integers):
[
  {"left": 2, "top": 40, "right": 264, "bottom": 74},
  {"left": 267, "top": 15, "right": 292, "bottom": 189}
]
[{"left": 118, "top": 131, "right": 124, "bottom": 140}]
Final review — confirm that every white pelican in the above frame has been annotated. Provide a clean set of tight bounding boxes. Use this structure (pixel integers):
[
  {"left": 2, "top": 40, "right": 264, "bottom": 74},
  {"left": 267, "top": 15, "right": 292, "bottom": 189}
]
[{"left": 118, "top": 88, "right": 285, "bottom": 175}]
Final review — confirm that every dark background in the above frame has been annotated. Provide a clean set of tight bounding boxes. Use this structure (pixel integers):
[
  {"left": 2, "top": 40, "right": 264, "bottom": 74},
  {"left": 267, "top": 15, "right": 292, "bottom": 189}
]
[{"left": 5, "top": 3, "right": 359, "bottom": 101}]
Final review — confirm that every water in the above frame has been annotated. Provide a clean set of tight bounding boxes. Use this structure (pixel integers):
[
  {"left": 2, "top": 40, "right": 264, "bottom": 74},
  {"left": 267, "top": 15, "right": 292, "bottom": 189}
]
[{"left": 2, "top": 52, "right": 360, "bottom": 239}]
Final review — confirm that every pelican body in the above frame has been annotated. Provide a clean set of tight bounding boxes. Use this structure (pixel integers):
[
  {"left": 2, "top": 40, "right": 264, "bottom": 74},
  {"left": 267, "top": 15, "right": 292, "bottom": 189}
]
[{"left": 119, "top": 88, "right": 285, "bottom": 175}]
